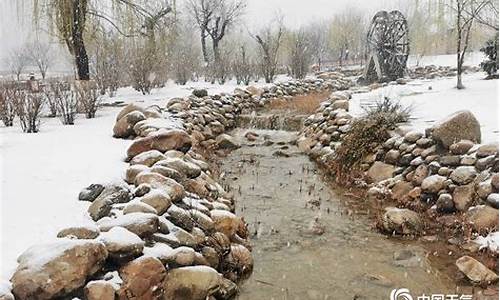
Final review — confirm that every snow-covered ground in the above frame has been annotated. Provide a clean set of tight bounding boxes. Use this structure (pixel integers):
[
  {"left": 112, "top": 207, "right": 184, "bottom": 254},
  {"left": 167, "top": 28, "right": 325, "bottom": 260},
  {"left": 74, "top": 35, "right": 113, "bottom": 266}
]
[
  {"left": 407, "top": 52, "right": 485, "bottom": 68},
  {"left": 350, "top": 72, "right": 499, "bottom": 143},
  {"left": 0, "top": 79, "right": 250, "bottom": 278}
]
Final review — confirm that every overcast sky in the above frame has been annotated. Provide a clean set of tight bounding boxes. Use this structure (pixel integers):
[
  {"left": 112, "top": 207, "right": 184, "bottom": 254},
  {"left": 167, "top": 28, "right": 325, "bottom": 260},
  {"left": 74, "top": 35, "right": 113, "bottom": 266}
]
[{"left": 0, "top": 0, "right": 404, "bottom": 60}]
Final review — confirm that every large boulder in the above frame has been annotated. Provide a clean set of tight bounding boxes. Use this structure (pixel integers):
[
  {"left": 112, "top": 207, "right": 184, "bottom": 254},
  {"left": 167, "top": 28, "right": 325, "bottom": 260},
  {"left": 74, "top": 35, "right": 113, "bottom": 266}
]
[
  {"left": 428, "top": 110, "right": 481, "bottom": 148},
  {"left": 88, "top": 182, "right": 132, "bottom": 221},
  {"left": 381, "top": 207, "right": 423, "bottom": 235},
  {"left": 135, "top": 172, "right": 185, "bottom": 202},
  {"left": 456, "top": 256, "right": 498, "bottom": 285},
  {"left": 117, "top": 257, "right": 167, "bottom": 299},
  {"left": 162, "top": 266, "right": 223, "bottom": 300},
  {"left": 84, "top": 280, "right": 116, "bottom": 300},
  {"left": 116, "top": 103, "right": 145, "bottom": 122},
  {"left": 113, "top": 111, "right": 146, "bottom": 138},
  {"left": 127, "top": 129, "right": 192, "bottom": 159},
  {"left": 367, "top": 162, "right": 395, "bottom": 183},
  {"left": 11, "top": 240, "right": 108, "bottom": 300},
  {"left": 155, "top": 158, "right": 202, "bottom": 179},
  {"left": 130, "top": 150, "right": 166, "bottom": 167},
  {"left": 215, "top": 134, "right": 240, "bottom": 150}
]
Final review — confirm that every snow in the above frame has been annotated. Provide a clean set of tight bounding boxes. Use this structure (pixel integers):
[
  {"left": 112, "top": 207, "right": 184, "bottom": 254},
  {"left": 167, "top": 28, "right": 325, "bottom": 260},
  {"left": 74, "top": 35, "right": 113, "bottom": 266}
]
[
  {"left": 98, "top": 226, "right": 144, "bottom": 247},
  {"left": 350, "top": 72, "right": 499, "bottom": 143},
  {"left": 473, "top": 231, "right": 499, "bottom": 253},
  {"left": 0, "top": 80, "right": 251, "bottom": 278},
  {"left": 407, "top": 52, "right": 486, "bottom": 68},
  {"left": 0, "top": 280, "right": 13, "bottom": 298}
]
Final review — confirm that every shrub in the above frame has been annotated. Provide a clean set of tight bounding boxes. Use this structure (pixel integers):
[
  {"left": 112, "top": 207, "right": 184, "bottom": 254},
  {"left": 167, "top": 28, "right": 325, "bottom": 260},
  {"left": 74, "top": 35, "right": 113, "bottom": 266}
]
[
  {"left": 13, "top": 89, "right": 45, "bottom": 133},
  {"left": 48, "top": 82, "right": 77, "bottom": 125},
  {"left": 329, "top": 97, "right": 411, "bottom": 182},
  {"left": 480, "top": 35, "right": 499, "bottom": 79},
  {"left": 0, "top": 83, "right": 16, "bottom": 126},
  {"left": 77, "top": 81, "right": 101, "bottom": 119}
]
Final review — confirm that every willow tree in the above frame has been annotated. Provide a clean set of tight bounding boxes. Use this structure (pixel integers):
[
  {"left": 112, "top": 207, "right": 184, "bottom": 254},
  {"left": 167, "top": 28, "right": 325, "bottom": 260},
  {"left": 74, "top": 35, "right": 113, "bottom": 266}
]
[{"left": 32, "top": 0, "right": 172, "bottom": 80}]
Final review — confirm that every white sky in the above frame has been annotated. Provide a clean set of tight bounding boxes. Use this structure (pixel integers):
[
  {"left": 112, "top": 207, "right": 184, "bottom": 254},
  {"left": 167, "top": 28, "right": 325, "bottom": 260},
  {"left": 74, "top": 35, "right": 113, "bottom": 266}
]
[{"left": 0, "top": 0, "right": 404, "bottom": 59}]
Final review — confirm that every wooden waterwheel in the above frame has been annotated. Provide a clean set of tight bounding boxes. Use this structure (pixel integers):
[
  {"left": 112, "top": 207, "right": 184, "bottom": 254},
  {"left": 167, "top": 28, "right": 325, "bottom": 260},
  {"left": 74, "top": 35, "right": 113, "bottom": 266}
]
[{"left": 361, "top": 10, "right": 410, "bottom": 83}]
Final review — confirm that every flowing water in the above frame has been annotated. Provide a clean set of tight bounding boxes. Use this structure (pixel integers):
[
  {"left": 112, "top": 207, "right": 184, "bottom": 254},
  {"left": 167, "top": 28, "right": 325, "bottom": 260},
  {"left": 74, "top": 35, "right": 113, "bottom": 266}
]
[{"left": 219, "top": 128, "right": 457, "bottom": 300}]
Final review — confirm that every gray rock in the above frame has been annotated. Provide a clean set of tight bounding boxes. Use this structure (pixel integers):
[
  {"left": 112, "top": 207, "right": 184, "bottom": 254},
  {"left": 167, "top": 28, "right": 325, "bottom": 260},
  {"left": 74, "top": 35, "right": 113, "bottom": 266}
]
[
  {"left": 486, "top": 193, "right": 499, "bottom": 209},
  {"left": 192, "top": 89, "right": 208, "bottom": 98},
  {"left": 381, "top": 207, "right": 423, "bottom": 235},
  {"left": 436, "top": 193, "right": 455, "bottom": 213},
  {"left": 453, "top": 184, "right": 475, "bottom": 211},
  {"left": 449, "top": 140, "right": 474, "bottom": 155},
  {"left": 429, "top": 110, "right": 481, "bottom": 148},
  {"left": 421, "top": 175, "right": 447, "bottom": 193},
  {"left": 79, "top": 184, "right": 105, "bottom": 202},
  {"left": 476, "top": 144, "right": 499, "bottom": 158},
  {"left": 450, "top": 166, "right": 477, "bottom": 185}
]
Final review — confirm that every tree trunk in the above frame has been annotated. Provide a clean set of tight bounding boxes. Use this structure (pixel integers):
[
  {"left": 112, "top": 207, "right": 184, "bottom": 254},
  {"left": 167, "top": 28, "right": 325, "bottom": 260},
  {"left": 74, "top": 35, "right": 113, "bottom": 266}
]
[
  {"left": 201, "top": 31, "right": 209, "bottom": 64},
  {"left": 456, "top": 1, "right": 464, "bottom": 89},
  {"left": 72, "top": 0, "right": 90, "bottom": 80}
]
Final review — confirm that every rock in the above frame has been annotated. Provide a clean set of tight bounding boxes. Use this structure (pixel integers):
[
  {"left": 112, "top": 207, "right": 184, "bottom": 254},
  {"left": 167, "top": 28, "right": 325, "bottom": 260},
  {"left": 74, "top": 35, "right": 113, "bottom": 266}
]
[
  {"left": 391, "top": 181, "right": 413, "bottom": 202},
  {"left": 79, "top": 184, "right": 105, "bottom": 202},
  {"left": 465, "top": 205, "right": 499, "bottom": 232},
  {"left": 244, "top": 131, "right": 259, "bottom": 141},
  {"left": 453, "top": 184, "right": 475, "bottom": 211},
  {"left": 0, "top": 282, "right": 14, "bottom": 300},
  {"left": 492, "top": 173, "right": 499, "bottom": 190},
  {"left": 429, "top": 110, "right": 481, "bottom": 148},
  {"left": 135, "top": 172, "right": 185, "bottom": 202},
  {"left": 88, "top": 182, "right": 132, "bottom": 221},
  {"left": 450, "top": 166, "right": 477, "bottom": 185},
  {"left": 367, "top": 162, "right": 395, "bottom": 183},
  {"left": 332, "top": 100, "right": 349, "bottom": 111},
  {"left": 116, "top": 103, "right": 145, "bottom": 122},
  {"left": 449, "top": 140, "right": 474, "bottom": 155},
  {"left": 216, "top": 134, "right": 240, "bottom": 149},
  {"left": 98, "top": 213, "right": 159, "bottom": 238},
  {"left": 139, "top": 189, "right": 172, "bottom": 214},
  {"left": 57, "top": 223, "right": 100, "bottom": 239},
  {"left": 123, "top": 201, "right": 158, "bottom": 215},
  {"left": 193, "top": 89, "right": 208, "bottom": 98},
  {"left": 84, "top": 280, "right": 116, "bottom": 300},
  {"left": 113, "top": 111, "right": 146, "bottom": 138},
  {"left": 162, "top": 246, "right": 196, "bottom": 267},
  {"left": 124, "top": 165, "right": 149, "bottom": 184},
  {"left": 98, "top": 227, "right": 144, "bottom": 262},
  {"left": 456, "top": 256, "right": 498, "bottom": 284},
  {"left": 381, "top": 207, "right": 423, "bottom": 235},
  {"left": 155, "top": 157, "right": 202, "bottom": 178},
  {"left": 210, "top": 210, "right": 243, "bottom": 238},
  {"left": 477, "top": 144, "right": 499, "bottom": 158},
  {"left": 477, "top": 180, "right": 493, "bottom": 199},
  {"left": 118, "top": 257, "right": 167, "bottom": 299},
  {"left": 421, "top": 175, "right": 447, "bottom": 193},
  {"left": 412, "top": 164, "right": 429, "bottom": 185},
  {"left": 440, "top": 155, "right": 461, "bottom": 166},
  {"left": 151, "top": 165, "right": 186, "bottom": 182},
  {"left": 130, "top": 150, "right": 166, "bottom": 167},
  {"left": 436, "top": 193, "right": 455, "bottom": 213},
  {"left": 162, "top": 266, "right": 223, "bottom": 300},
  {"left": 11, "top": 240, "right": 108, "bottom": 300},
  {"left": 476, "top": 156, "right": 496, "bottom": 171},
  {"left": 384, "top": 150, "right": 400, "bottom": 164},
  {"left": 404, "top": 131, "right": 423, "bottom": 143},
  {"left": 246, "top": 86, "right": 264, "bottom": 97},
  {"left": 127, "top": 129, "right": 192, "bottom": 159},
  {"left": 486, "top": 193, "right": 499, "bottom": 209},
  {"left": 224, "top": 244, "right": 254, "bottom": 280}
]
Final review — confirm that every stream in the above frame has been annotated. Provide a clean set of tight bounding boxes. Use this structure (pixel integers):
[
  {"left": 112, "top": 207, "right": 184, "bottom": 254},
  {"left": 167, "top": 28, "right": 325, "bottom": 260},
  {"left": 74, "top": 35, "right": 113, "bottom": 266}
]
[{"left": 219, "top": 128, "right": 457, "bottom": 300}]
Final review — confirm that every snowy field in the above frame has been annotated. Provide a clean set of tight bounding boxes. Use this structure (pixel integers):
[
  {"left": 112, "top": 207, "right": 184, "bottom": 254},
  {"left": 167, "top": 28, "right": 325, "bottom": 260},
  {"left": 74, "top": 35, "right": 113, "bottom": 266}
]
[
  {"left": 350, "top": 72, "right": 499, "bottom": 143},
  {"left": 0, "top": 55, "right": 497, "bottom": 278}
]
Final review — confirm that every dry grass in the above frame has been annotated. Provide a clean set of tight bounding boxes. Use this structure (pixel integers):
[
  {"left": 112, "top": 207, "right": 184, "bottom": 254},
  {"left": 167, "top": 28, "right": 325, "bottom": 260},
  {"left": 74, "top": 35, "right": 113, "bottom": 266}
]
[{"left": 267, "top": 91, "right": 330, "bottom": 114}]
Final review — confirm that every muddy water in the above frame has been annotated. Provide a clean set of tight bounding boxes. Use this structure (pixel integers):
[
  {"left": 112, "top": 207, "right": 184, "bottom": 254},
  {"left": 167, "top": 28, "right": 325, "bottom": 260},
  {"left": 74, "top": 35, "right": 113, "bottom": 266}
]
[{"left": 219, "top": 128, "right": 456, "bottom": 300}]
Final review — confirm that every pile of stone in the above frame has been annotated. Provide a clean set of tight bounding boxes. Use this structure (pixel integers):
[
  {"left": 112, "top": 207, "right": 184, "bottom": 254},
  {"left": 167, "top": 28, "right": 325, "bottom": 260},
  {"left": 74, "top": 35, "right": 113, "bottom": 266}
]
[
  {"left": 408, "top": 65, "right": 481, "bottom": 80},
  {"left": 298, "top": 102, "right": 499, "bottom": 285},
  {"left": 4, "top": 74, "right": 353, "bottom": 300},
  {"left": 297, "top": 90, "right": 354, "bottom": 160}
]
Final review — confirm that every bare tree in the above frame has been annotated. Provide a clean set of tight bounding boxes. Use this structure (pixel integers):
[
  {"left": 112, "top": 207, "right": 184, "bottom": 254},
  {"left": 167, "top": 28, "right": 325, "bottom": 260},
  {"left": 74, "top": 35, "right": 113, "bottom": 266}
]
[
  {"left": 90, "top": 32, "right": 123, "bottom": 97},
  {"left": 187, "top": 0, "right": 246, "bottom": 71},
  {"left": 306, "top": 21, "right": 329, "bottom": 72},
  {"left": 26, "top": 40, "right": 54, "bottom": 80},
  {"left": 170, "top": 24, "right": 201, "bottom": 85},
  {"left": 47, "top": 81, "right": 78, "bottom": 125},
  {"left": 253, "top": 15, "right": 284, "bottom": 83},
  {"left": 13, "top": 89, "right": 45, "bottom": 133},
  {"left": 0, "top": 83, "right": 16, "bottom": 126},
  {"left": 4, "top": 47, "right": 29, "bottom": 81},
  {"left": 31, "top": 0, "right": 172, "bottom": 80},
  {"left": 453, "top": 0, "right": 490, "bottom": 89},
  {"left": 328, "top": 9, "right": 365, "bottom": 67},
  {"left": 287, "top": 28, "right": 312, "bottom": 79}
]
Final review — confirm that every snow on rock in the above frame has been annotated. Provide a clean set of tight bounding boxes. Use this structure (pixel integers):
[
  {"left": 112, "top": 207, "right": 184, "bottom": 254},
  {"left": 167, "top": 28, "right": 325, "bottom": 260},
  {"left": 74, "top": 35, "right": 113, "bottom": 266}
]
[
  {"left": 473, "top": 231, "right": 500, "bottom": 253},
  {"left": 0, "top": 280, "right": 13, "bottom": 300}
]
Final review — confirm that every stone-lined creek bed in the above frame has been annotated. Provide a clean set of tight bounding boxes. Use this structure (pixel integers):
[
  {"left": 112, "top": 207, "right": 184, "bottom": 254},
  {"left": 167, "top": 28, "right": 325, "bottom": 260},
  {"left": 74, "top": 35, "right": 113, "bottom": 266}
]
[{"left": 218, "top": 128, "right": 455, "bottom": 299}]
